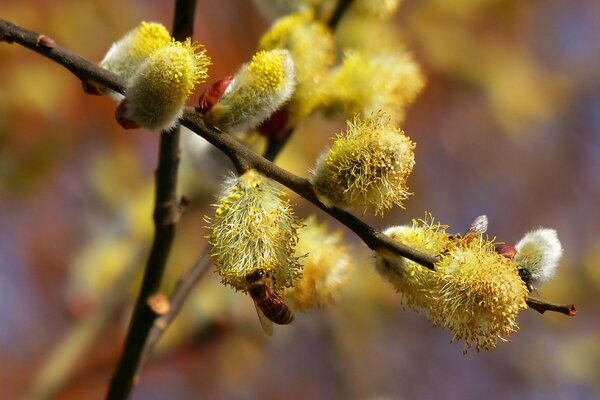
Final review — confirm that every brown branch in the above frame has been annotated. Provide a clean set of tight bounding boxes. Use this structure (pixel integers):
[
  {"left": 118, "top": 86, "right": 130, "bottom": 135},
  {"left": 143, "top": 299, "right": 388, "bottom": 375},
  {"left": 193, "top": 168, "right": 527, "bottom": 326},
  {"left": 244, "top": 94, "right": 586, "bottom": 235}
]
[
  {"left": 0, "top": 17, "right": 576, "bottom": 384},
  {"left": 140, "top": 0, "right": 361, "bottom": 353},
  {"left": 0, "top": 19, "right": 126, "bottom": 94},
  {"left": 105, "top": 1, "right": 197, "bottom": 399},
  {"left": 526, "top": 297, "right": 576, "bottom": 316},
  {"left": 328, "top": 0, "right": 355, "bottom": 30},
  {"left": 141, "top": 248, "right": 213, "bottom": 361},
  {"left": 182, "top": 112, "right": 437, "bottom": 268}
]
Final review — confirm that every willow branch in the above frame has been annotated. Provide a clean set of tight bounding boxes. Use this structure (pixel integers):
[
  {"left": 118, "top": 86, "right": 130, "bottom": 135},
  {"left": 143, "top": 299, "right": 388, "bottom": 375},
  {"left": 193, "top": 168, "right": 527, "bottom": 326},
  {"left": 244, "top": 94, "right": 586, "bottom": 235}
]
[
  {"left": 328, "top": 0, "right": 355, "bottom": 30},
  {"left": 106, "top": 2, "right": 197, "bottom": 399},
  {"left": 142, "top": 0, "right": 361, "bottom": 354},
  {"left": 0, "top": 19, "right": 575, "bottom": 374},
  {"left": 141, "top": 248, "right": 212, "bottom": 361},
  {"left": 526, "top": 298, "right": 576, "bottom": 316},
  {"left": 0, "top": 19, "right": 126, "bottom": 94},
  {"left": 182, "top": 112, "right": 437, "bottom": 268}
]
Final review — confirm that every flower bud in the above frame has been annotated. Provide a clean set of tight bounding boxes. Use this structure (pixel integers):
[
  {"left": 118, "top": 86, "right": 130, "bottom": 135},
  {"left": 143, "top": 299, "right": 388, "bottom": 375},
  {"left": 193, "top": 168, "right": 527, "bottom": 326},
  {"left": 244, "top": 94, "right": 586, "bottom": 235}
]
[
  {"left": 310, "top": 112, "right": 415, "bottom": 215},
  {"left": 207, "top": 169, "right": 303, "bottom": 291},
  {"left": 513, "top": 228, "right": 563, "bottom": 289},
  {"left": 258, "top": 11, "right": 335, "bottom": 119},
  {"left": 317, "top": 50, "right": 424, "bottom": 123},
  {"left": 101, "top": 21, "right": 171, "bottom": 81},
  {"left": 286, "top": 216, "right": 354, "bottom": 310},
  {"left": 118, "top": 39, "right": 210, "bottom": 131},
  {"left": 205, "top": 49, "right": 295, "bottom": 133}
]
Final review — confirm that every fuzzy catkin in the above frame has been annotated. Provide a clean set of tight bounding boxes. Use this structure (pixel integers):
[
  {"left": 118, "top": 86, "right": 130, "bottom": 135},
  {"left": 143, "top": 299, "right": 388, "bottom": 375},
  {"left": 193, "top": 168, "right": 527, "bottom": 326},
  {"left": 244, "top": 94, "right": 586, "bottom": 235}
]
[{"left": 208, "top": 170, "right": 303, "bottom": 291}]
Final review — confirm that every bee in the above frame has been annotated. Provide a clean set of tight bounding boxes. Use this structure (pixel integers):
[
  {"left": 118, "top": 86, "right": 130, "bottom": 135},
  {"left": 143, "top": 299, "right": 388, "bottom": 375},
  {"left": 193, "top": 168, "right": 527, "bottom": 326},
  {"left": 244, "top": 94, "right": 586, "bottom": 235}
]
[
  {"left": 517, "top": 266, "right": 535, "bottom": 292},
  {"left": 462, "top": 215, "right": 488, "bottom": 245},
  {"left": 245, "top": 269, "right": 294, "bottom": 336}
]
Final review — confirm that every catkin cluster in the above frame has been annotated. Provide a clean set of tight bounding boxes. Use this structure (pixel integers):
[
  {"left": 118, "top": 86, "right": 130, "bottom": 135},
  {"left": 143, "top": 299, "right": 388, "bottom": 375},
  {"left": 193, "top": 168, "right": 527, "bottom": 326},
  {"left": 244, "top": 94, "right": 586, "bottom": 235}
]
[
  {"left": 376, "top": 216, "right": 529, "bottom": 352},
  {"left": 101, "top": 21, "right": 210, "bottom": 131}
]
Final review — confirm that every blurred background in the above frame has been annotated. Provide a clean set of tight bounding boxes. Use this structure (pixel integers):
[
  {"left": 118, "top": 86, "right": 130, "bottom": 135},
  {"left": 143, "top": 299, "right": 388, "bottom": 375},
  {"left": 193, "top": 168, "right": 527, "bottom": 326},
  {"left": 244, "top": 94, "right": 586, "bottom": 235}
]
[{"left": 1, "top": 0, "right": 599, "bottom": 399}]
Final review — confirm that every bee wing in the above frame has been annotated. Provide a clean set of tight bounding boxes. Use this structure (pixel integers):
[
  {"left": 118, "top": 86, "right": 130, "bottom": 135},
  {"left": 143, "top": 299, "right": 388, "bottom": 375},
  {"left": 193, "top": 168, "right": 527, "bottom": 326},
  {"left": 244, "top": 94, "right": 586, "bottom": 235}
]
[
  {"left": 463, "top": 215, "right": 488, "bottom": 243},
  {"left": 253, "top": 303, "right": 274, "bottom": 336}
]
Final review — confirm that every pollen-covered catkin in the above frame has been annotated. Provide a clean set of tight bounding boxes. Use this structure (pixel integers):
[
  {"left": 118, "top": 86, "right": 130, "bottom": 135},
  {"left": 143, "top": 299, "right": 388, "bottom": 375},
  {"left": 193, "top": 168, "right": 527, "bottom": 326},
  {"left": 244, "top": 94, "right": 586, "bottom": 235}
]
[
  {"left": 286, "top": 216, "right": 354, "bottom": 310},
  {"left": 317, "top": 50, "right": 424, "bottom": 124},
  {"left": 258, "top": 11, "right": 335, "bottom": 119},
  {"left": 310, "top": 112, "right": 415, "bottom": 215},
  {"left": 205, "top": 49, "right": 295, "bottom": 133},
  {"left": 430, "top": 240, "right": 529, "bottom": 352},
  {"left": 101, "top": 21, "right": 171, "bottom": 79},
  {"left": 207, "top": 169, "right": 303, "bottom": 291},
  {"left": 375, "top": 215, "right": 451, "bottom": 310},
  {"left": 513, "top": 228, "right": 563, "bottom": 288},
  {"left": 375, "top": 215, "right": 529, "bottom": 352},
  {"left": 120, "top": 39, "right": 210, "bottom": 131}
]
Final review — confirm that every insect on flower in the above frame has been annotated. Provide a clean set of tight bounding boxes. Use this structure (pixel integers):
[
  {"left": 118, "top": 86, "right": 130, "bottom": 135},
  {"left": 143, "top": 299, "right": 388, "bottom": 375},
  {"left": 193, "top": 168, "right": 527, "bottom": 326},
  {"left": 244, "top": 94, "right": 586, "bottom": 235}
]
[
  {"left": 462, "top": 215, "right": 488, "bottom": 245},
  {"left": 245, "top": 269, "right": 294, "bottom": 336}
]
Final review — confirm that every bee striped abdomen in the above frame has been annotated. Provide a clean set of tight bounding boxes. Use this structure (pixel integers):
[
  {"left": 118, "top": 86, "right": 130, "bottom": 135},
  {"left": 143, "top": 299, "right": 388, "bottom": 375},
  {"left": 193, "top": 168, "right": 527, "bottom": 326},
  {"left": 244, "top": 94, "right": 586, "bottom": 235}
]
[{"left": 246, "top": 270, "right": 294, "bottom": 326}]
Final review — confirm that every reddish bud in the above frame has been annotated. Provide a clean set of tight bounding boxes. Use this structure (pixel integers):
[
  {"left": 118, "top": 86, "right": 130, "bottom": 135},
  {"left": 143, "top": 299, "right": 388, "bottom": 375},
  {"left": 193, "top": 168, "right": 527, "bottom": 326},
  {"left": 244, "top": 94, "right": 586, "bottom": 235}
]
[
  {"left": 257, "top": 106, "right": 290, "bottom": 139},
  {"left": 198, "top": 75, "right": 234, "bottom": 114},
  {"left": 495, "top": 244, "right": 517, "bottom": 259},
  {"left": 115, "top": 99, "right": 141, "bottom": 129},
  {"left": 147, "top": 293, "right": 170, "bottom": 315},
  {"left": 81, "top": 80, "right": 103, "bottom": 96},
  {"left": 36, "top": 34, "right": 56, "bottom": 49}
]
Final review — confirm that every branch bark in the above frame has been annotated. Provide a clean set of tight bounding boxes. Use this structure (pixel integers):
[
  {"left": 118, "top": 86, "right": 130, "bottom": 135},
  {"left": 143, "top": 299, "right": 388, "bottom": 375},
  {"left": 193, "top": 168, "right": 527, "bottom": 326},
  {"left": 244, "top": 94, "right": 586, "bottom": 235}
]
[{"left": 105, "top": 1, "right": 197, "bottom": 398}]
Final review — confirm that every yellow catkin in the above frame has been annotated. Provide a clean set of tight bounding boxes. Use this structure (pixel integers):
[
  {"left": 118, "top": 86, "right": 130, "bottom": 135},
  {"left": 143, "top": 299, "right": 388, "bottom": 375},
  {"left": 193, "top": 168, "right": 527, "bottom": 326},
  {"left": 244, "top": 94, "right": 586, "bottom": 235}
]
[
  {"left": 310, "top": 112, "right": 415, "bottom": 215},
  {"left": 375, "top": 214, "right": 451, "bottom": 310},
  {"left": 123, "top": 39, "right": 210, "bottom": 131},
  {"left": 101, "top": 21, "right": 171, "bottom": 80},
  {"left": 287, "top": 216, "right": 354, "bottom": 310},
  {"left": 207, "top": 170, "right": 303, "bottom": 291},
  {"left": 206, "top": 49, "right": 295, "bottom": 133},
  {"left": 258, "top": 11, "right": 335, "bottom": 118},
  {"left": 317, "top": 50, "right": 424, "bottom": 124},
  {"left": 430, "top": 240, "right": 529, "bottom": 352}
]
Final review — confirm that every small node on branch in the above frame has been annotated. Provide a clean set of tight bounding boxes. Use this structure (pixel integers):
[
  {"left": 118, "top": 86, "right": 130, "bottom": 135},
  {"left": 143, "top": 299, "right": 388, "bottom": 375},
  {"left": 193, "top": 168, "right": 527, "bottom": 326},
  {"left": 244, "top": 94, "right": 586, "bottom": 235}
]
[
  {"left": 147, "top": 293, "right": 171, "bottom": 316},
  {"left": 179, "top": 193, "right": 192, "bottom": 208},
  {"left": 36, "top": 34, "right": 55, "bottom": 49}
]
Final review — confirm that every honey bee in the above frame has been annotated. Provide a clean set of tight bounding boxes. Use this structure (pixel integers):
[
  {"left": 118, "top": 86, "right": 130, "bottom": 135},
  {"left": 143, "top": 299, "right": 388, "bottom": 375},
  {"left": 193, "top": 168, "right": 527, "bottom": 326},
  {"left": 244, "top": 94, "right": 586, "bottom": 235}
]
[
  {"left": 245, "top": 269, "right": 294, "bottom": 336},
  {"left": 462, "top": 215, "right": 488, "bottom": 245}
]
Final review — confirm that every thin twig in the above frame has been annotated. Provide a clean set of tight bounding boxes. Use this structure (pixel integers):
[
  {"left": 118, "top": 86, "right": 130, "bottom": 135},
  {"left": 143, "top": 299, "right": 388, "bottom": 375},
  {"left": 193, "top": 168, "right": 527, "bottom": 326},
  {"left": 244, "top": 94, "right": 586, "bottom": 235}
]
[
  {"left": 105, "top": 2, "right": 197, "bottom": 398},
  {"left": 328, "top": 0, "right": 355, "bottom": 30},
  {"left": 141, "top": 248, "right": 212, "bottom": 361},
  {"left": 526, "top": 298, "right": 576, "bottom": 316}
]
